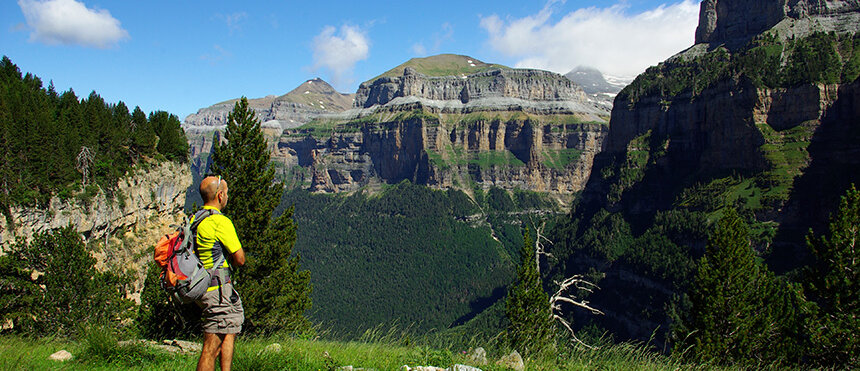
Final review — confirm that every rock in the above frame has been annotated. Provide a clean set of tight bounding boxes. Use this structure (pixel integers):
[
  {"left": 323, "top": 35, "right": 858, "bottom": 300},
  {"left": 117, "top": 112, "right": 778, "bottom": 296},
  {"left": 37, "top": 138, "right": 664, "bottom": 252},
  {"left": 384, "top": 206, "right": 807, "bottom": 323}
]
[
  {"left": 355, "top": 68, "right": 593, "bottom": 109},
  {"left": 278, "top": 116, "right": 606, "bottom": 198},
  {"left": 451, "top": 365, "right": 483, "bottom": 371},
  {"left": 466, "top": 347, "right": 487, "bottom": 365},
  {"left": 495, "top": 350, "right": 524, "bottom": 371},
  {"left": 694, "top": 0, "right": 860, "bottom": 47},
  {"left": 264, "top": 343, "right": 282, "bottom": 353},
  {"left": 49, "top": 350, "right": 73, "bottom": 362}
]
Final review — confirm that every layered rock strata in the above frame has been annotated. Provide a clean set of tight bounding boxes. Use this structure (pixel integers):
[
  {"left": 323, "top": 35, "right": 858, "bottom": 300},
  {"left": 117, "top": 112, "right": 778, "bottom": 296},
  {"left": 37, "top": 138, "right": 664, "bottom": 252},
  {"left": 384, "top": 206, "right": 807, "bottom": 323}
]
[
  {"left": 278, "top": 118, "right": 607, "bottom": 196},
  {"left": 695, "top": 0, "right": 860, "bottom": 47},
  {"left": 355, "top": 67, "right": 596, "bottom": 112}
]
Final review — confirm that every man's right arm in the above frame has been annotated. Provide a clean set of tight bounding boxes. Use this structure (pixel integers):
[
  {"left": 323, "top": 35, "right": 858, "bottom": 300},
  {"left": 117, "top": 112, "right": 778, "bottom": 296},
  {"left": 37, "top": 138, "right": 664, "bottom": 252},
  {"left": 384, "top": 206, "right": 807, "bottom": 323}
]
[{"left": 231, "top": 248, "right": 246, "bottom": 266}]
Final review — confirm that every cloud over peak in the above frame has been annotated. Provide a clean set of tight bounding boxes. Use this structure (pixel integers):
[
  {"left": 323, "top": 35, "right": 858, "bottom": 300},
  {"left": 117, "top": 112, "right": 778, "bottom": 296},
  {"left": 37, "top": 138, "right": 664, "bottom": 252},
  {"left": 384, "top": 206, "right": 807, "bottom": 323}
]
[
  {"left": 481, "top": 1, "right": 700, "bottom": 78},
  {"left": 311, "top": 24, "right": 370, "bottom": 89},
  {"left": 18, "top": 0, "right": 129, "bottom": 49}
]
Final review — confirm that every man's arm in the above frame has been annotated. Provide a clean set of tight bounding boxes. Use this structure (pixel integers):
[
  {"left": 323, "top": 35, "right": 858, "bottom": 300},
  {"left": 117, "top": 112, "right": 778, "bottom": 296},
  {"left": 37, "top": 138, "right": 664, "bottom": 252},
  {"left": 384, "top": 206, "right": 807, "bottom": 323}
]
[{"left": 231, "top": 248, "right": 246, "bottom": 267}]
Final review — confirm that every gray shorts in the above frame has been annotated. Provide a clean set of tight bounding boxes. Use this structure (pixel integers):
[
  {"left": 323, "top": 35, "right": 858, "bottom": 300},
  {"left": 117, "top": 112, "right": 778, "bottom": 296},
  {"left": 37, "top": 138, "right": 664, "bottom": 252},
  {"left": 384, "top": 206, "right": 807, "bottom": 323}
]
[{"left": 197, "top": 282, "right": 244, "bottom": 334}]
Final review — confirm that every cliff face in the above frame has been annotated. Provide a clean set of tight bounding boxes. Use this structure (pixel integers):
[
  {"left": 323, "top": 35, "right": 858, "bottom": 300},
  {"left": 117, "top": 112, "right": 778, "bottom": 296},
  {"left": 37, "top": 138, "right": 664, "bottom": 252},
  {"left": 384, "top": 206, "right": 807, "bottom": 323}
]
[
  {"left": 356, "top": 67, "right": 588, "bottom": 108},
  {"left": 0, "top": 161, "right": 192, "bottom": 302},
  {"left": 277, "top": 117, "right": 606, "bottom": 197},
  {"left": 556, "top": 1, "right": 860, "bottom": 347},
  {"left": 695, "top": 0, "right": 860, "bottom": 46}
]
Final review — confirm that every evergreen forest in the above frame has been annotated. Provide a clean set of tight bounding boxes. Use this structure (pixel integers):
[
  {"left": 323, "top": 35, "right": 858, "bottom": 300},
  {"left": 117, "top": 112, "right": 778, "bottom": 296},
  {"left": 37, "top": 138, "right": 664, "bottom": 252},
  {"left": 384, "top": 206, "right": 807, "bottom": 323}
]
[{"left": 0, "top": 56, "right": 188, "bottom": 220}]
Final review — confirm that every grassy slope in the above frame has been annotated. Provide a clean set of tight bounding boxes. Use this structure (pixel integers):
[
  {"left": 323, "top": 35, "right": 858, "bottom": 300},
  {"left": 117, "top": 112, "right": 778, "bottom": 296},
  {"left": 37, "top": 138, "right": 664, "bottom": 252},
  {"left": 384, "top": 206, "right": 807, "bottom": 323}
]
[
  {"left": 364, "top": 54, "right": 510, "bottom": 83},
  {"left": 0, "top": 335, "right": 742, "bottom": 371}
]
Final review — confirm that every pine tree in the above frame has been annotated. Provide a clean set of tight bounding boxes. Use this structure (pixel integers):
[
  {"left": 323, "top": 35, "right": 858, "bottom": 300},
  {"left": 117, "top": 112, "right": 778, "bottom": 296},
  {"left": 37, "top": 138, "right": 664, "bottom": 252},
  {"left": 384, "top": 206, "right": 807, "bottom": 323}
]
[
  {"left": 685, "top": 208, "right": 794, "bottom": 364},
  {"left": 210, "top": 97, "right": 312, "bottom": 334},
  {"left": 805, "top": 184, "right": 859, "bottom": 367},
  {"left": 506, "top": 227, "right": 554, "bottom": 355}
]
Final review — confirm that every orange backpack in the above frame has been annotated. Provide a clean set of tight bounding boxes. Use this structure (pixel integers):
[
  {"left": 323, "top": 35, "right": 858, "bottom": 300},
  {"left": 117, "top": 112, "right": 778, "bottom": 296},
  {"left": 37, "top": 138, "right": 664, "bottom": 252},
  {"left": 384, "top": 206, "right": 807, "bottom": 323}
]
[{"left": 153, "top": 209, "right": 223, "bottom": 303}]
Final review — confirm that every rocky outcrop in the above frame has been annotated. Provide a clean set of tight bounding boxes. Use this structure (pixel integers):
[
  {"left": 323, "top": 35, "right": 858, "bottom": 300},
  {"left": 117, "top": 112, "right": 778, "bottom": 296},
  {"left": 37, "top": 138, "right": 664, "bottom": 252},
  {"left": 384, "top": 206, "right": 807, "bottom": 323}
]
[
  {"left": 0, "top": 161, "right": 192, "bottom": 303},
  {"left": 355, "top": 68, "right": 593, "bottom": 110},
  {"left": 695, "top": 0, "right": 860, "bottom": 47}
]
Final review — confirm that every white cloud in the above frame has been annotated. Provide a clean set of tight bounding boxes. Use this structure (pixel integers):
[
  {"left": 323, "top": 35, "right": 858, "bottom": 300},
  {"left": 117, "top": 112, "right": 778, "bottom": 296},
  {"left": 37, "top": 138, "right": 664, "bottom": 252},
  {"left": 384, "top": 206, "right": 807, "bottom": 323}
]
[
  {"left": 18, "top": 0, "right": 129, "bottom": 48},
  {"left": 412, "top": 42, "right": 428, "bottom": 56},
  {"left": 412, "top": 22, "right": 454, "bottom": 57},
  {"left": 200, "top": 44, "right": 231, "bottom": 65},
  {"left": 311, "top": 24, "right": 370, "bottom": 89},
  {"left": 216, "top": 12, "right": 247, "bottom": 35},
  {"left": 480, "top": 1, "right": 700, "bottom": 78}
]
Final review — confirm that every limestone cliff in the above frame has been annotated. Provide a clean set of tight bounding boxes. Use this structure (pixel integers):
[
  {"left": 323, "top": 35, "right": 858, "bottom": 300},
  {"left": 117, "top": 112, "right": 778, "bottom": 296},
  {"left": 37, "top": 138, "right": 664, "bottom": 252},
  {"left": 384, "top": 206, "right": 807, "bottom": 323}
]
[
  {"left": 695, "top": 0, "right": 860, "bottom": 47},
  {"left": 355, "top": 67, "right": 589, "bottom": 108},
  {"left": 277, "top": 115, "right": 606, "bottom": 199},
  {"left": 0, "top": 161, "right": 192, "bottom": 302}
]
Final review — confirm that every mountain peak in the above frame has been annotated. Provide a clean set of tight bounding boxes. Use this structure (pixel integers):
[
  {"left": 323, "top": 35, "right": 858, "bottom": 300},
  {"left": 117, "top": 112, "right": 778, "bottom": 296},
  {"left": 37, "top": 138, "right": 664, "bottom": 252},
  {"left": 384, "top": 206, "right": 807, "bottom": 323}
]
[{"left": 364, "top": 53, "right": 509, "bottom": 84}]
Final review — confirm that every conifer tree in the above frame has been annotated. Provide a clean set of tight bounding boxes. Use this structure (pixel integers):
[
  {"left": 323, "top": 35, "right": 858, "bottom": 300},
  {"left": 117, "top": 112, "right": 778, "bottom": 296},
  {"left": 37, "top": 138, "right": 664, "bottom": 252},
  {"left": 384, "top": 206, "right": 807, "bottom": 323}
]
[
  {"left": 506, "top": 227, "right": 554, "bottom": 354},
  {"left": 805, "top": 184, "right": 859, "bottom": 367},
  {"left": 210, "top": 97, "right": 312, "bottom": 334},
  {"left": 685, "top": 208, "right": 792, "bottom": 364}
]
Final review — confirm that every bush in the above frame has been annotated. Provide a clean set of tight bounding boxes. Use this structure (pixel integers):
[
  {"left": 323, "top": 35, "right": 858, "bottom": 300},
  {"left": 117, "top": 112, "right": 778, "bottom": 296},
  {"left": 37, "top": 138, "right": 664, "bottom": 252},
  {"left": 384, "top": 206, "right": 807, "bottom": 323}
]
[{"left": 0, "top": 226, "right": 134, "bottom": 337}]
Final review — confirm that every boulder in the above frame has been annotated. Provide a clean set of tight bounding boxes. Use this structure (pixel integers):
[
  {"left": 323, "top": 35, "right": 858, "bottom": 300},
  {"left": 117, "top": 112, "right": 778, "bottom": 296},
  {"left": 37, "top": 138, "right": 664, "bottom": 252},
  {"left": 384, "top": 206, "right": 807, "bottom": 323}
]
[
  {"left": 466, "top": 347, "right": 487, "bottom": 365},
  {"left": 495, "top": 350, "right": 524, "bottom": 371},
  {"left": 49, "top": 350, "right": 73, "bottom": 362}
]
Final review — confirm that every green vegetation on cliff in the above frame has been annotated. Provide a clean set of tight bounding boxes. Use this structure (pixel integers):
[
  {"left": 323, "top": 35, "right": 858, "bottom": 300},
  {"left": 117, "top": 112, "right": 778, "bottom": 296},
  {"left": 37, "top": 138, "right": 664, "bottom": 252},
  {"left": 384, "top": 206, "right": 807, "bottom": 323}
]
[
  {"left": 0, "top": 56, "right": 188, "bottom": 216},
  {"left": 620, "top": 32, "right": 860, "bottom": 105}
]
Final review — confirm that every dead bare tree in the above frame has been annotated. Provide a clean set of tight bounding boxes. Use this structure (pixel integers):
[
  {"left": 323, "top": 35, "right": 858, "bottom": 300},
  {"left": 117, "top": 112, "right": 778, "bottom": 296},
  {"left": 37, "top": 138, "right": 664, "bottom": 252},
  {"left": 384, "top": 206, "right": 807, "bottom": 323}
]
[
  {"left": 76, "top": 146, "right": 94, "bottom": 186},
  {"left": 532, "top": 222, "right": 604, "bottom": 349},
  {"left": 533, "top": 221, "right": 553, "bottom": 275},
  {"left": 550, "top": 275, "right": 604, "bottom": 349}
]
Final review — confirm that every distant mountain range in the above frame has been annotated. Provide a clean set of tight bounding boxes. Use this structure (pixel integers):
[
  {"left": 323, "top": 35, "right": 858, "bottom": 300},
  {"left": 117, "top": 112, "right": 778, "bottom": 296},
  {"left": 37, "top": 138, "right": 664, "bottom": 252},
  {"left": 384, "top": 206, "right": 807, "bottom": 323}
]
[
  {"left": 564, "top": 66, "right": 632, "bottom": 111},
  {"left": 183, "top": 78, "right": 353, "bottom": 131}
]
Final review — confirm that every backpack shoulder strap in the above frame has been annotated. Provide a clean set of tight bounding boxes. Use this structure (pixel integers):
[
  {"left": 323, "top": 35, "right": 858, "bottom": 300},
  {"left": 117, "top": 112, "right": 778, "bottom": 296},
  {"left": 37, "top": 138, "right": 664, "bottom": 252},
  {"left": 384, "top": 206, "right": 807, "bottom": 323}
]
[{"left": 190, "top": 208, "right": 218, "bottom": 231}]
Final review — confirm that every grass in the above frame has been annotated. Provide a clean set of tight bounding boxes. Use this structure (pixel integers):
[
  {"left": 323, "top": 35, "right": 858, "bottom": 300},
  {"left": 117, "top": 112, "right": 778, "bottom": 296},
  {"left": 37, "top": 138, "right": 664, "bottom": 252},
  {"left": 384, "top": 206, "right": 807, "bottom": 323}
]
[
  {"left": 0, "top": 332, "right": 741, "bottom": 371},
  {"left": 364, "top": 54, "right": 510, "bottom": 83},
  {"left": 542, "top": 149, "right": 584, "bottom": 170}
]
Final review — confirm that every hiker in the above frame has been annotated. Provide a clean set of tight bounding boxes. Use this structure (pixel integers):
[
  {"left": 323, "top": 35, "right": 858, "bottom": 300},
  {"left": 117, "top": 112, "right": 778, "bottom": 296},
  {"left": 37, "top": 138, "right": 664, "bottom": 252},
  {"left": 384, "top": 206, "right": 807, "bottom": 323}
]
[{"left": 194, "top": 175, "right": 246, "bottom": 371}]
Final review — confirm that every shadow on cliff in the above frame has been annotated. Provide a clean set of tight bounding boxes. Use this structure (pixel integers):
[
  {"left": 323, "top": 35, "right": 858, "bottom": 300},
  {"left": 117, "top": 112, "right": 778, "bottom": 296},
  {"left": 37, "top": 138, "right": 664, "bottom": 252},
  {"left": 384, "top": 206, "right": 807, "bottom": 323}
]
[{"left": 769, "top": 80, "right": 860, "bottom": 273}]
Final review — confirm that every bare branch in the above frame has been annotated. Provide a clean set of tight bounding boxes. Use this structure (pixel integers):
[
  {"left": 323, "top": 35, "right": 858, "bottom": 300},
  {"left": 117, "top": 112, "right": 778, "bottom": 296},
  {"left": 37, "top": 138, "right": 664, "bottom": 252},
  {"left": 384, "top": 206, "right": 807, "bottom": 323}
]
[
  {"left": 76, "top": 146, "right": 94, "bottom": 186},
  {"left": 533, "top": 221, "right": 554, "bottom": 275},
  {"left": 549, "top": 273, "right": 604, "bottom": 348}
]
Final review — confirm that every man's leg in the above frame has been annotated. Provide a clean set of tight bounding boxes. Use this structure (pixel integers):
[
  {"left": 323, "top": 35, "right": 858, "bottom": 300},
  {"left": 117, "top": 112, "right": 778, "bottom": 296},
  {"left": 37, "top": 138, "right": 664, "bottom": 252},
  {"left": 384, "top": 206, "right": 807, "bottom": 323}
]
[
  {"left": 197, "top": 332, "right": 225, "bottom": 371},
  {"left": 219, "top": 333, "right": 237, "bottom": 371}
]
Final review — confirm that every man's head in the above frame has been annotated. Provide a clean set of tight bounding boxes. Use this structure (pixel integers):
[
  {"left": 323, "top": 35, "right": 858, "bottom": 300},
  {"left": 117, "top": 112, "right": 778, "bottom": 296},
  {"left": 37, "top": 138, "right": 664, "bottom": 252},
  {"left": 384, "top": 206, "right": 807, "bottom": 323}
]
[{"left": 200, "top": 175, "right": 229, "bottom": 209}]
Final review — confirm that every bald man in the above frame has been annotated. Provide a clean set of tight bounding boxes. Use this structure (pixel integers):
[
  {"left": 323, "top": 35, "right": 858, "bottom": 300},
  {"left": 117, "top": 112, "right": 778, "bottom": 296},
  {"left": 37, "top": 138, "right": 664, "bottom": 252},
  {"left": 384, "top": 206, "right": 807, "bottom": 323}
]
[{"left": 193, "top": 175, "right": 246, "bottom": 371}]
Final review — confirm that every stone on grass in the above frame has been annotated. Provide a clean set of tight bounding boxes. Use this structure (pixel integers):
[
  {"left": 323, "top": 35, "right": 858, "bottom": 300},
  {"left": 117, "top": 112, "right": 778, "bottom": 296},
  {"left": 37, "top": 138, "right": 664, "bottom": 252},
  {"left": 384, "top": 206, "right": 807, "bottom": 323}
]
[
  {"left": 49, "top": 350, "right": 73, "bottom": 362},
  {"left": 451, "top": 364, "right": 484, "bottom": 371},
  {"left": 466, "top": 347, "right": 487, "bottom": 365},
  {"left": 496, "top": 350, "right": 524, "bottom": 371},
  {"left": 265, "top": 343, "right": 282, "bottom": 353}
]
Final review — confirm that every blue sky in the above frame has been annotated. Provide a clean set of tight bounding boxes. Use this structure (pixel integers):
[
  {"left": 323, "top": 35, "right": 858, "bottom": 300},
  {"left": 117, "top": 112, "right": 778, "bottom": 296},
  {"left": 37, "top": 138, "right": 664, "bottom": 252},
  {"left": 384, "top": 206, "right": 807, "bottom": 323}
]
[{"left": 1, "top": 0, "right": 701, "bottom": 119}]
